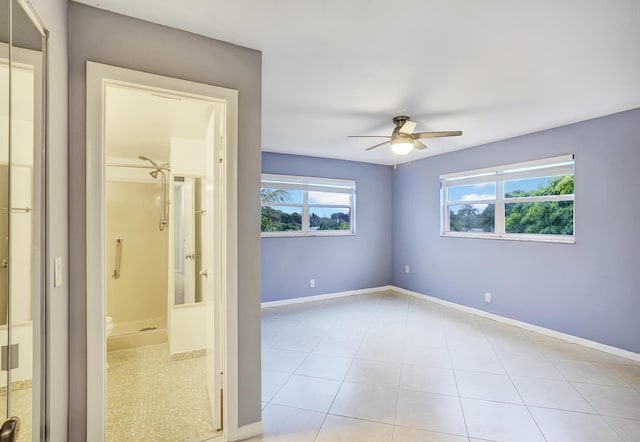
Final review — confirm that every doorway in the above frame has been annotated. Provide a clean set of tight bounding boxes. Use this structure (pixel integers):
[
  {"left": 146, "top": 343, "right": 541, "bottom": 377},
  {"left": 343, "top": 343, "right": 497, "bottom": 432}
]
[{"left": 86, "top": 62, "right": 239, "bottom": 441}]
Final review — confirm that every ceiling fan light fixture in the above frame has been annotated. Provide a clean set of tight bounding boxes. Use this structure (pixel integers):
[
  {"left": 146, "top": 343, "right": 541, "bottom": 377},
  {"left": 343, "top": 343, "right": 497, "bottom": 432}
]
[{"left": 390, "top": 137, "right": 413, "bottom": 155}]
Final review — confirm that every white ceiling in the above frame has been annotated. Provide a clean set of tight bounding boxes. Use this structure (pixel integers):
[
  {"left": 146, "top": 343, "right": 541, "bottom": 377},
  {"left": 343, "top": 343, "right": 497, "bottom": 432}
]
[{"left": 76, "top": 0, "right": 640, "bottom": 165}]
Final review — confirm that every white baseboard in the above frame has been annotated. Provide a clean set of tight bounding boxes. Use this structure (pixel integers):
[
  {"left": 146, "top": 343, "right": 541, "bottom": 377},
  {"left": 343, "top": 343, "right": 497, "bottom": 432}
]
[
  {"left": 261, "top": 285, "right": 393, "bottom": 308},
  {"left": 233, "top": 421, "right": 263, "bottom": 441},
  {"left": 392, "top": 286, "right": 640, "bottom": 363}
]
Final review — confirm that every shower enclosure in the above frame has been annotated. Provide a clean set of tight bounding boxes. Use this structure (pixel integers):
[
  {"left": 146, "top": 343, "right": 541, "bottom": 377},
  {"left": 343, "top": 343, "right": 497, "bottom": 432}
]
[{"left": 105, "top": 157, "right": 171, "bottom": 349}]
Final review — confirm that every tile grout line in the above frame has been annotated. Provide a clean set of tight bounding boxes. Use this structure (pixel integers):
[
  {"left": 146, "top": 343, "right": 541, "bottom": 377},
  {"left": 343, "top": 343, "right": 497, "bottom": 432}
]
[
  {"left": 475, "top": 317, "right": 549, "bottom": 442},
  {"left": 439, "top": 302, "right": 472, "bottom": 440}
]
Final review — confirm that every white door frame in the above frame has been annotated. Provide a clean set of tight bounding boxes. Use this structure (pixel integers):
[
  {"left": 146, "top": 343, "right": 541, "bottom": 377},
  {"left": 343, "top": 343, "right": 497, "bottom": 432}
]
[{"left": 85, "top": 62, "right": 239, "bottom": 441}]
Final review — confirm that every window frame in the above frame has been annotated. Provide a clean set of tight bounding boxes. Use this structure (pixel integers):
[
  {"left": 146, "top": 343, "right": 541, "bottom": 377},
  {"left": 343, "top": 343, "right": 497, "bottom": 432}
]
[
  {"left": 440, "top": 155, "right": 575, "bottom": 244},
  {"left": 261, "top": 173, "right": 356, "bottom": 237}
]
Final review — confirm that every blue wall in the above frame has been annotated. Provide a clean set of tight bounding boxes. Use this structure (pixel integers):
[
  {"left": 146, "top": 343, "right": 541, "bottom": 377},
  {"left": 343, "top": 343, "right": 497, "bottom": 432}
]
[
  {"left": 262, "top": 153, "right": 394, "bottom": 302},
  {"left": 392, "top": 108, "right": 640, "bottom": 353}
]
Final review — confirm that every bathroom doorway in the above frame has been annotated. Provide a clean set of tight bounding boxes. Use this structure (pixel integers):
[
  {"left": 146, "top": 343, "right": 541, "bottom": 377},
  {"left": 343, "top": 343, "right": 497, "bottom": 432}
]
[{"left": 86, "top": 63, "right": 239, "bottom": 441}]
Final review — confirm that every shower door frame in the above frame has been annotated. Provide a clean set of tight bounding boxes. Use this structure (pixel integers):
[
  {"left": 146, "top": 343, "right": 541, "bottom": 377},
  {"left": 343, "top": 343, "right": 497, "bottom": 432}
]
[{"left": 85, "top": 62, "right": 239, "bottom": 441}]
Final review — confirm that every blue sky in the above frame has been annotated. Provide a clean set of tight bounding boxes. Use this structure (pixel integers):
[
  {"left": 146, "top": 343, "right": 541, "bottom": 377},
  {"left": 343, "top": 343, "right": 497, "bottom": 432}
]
[{"left": 448, "top": 176, "right": 562, "bottom": 202}]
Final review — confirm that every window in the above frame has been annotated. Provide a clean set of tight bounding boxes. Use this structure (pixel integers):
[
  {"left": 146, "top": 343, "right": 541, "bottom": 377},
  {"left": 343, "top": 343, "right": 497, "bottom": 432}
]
[
  {"left": 441, "top": 155, "right": 575, "bottom": 243},
  {"left": 261, "top": 174, "right": 356, "bottom": 236}
]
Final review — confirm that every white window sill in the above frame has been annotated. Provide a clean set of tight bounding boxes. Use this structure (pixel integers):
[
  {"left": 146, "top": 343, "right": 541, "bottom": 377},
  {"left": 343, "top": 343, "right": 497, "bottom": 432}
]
[
  {"left": 261, "top": 231, "right": 355, "bottom": 238},
  {"left": 441, "top": 231, "right": 575, "bottom": 244}
]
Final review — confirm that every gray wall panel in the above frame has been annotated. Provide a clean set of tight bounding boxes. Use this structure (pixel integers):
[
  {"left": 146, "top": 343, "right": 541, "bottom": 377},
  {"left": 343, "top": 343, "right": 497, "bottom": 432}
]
[
  {"left": 392, "top": 108, "right": 640, "bottom": 353},
  {"left": 261, "top": 153, "right": 393, "bottom": 302},
  {"left": 68, "top": 4, "right": 262, "bottom": 438}
]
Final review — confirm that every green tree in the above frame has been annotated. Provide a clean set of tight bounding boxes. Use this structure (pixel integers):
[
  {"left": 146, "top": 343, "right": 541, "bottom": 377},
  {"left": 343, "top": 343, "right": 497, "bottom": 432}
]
[
  {"left": 504, "top": 175, "right": 574, "bottom": 234},
  {"left": 261, "top": 188, "right": 299, "bottom": 232},
  {"left": 261, "top": 188, "right": 291, "bottom": 203}
]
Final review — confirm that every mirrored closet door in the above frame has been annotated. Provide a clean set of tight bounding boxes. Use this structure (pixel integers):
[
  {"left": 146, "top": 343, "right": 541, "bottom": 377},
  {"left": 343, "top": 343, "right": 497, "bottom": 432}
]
[{"left": 0, "top": 0, "right": 47, "bottom": 440}]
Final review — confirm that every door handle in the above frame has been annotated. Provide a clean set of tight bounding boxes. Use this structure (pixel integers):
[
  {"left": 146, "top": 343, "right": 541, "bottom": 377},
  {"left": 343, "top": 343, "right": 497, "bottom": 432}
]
[
  {"left": 199, "top": 269, "right": 208, "bottom": 279},
  {"left": 0, "top": 416, "right": 20, "bottom": 442}
]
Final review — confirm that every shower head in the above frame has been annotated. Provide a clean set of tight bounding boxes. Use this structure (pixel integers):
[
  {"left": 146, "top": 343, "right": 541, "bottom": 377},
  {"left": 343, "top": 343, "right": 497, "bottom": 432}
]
[{"left": 138, "top": 155, "right": 160, "bottom": 169}]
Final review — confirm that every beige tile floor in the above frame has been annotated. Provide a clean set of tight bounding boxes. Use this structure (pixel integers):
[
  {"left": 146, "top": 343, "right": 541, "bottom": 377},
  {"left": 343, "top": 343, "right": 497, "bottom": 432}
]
[
  {"left": 107, "top": 343, "right": 216, "bottom": 442},
  {"left": 248, "top": 290, "right": 640, "bottom": 442}
]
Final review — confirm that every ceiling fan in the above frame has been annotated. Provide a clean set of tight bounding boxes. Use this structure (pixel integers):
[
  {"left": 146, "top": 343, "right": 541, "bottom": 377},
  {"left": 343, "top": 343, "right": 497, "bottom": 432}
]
[{"left": 349, "top": 116, "right": 462, "bottom": 155}]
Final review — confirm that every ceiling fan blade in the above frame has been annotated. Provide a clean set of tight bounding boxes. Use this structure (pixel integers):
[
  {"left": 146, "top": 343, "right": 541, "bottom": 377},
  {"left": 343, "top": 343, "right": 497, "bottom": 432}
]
[
  {"left": 413, "top": 131, "right": 463, "bottom": 139},
  {"left": 399, "top": 120, "right": 417, "bottom": 135},
  {"left": 413, "top": 140, "right": 427, "bottom": 150},
  {"left": 348, "top": 135, "right": 391, "bottom": 138},
  {"left": 365, "top": 140, "right": 391, "bottom": 151}
]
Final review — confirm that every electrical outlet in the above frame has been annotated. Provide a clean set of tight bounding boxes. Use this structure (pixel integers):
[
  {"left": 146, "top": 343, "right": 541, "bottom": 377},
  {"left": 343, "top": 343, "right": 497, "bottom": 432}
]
[
  {"left": 484, "top": 292, "right": 492, "bottom": 303},
  {"left": 405, "top": 265, "right": 410, "bottom": 274},
  {"left": 310, "top": 279, "right": 315, "bottom": 288}
]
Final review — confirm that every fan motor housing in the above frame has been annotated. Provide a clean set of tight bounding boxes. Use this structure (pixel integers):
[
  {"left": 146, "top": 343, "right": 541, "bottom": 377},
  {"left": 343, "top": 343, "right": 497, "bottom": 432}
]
[{"left": 393, "top": 115, "right": 411, "bottom": 127}]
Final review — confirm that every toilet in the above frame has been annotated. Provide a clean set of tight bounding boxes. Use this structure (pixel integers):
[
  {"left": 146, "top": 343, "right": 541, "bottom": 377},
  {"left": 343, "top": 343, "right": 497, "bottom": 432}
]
[{"left": 106, "top": 316, "right": 114, "bottom": 368}]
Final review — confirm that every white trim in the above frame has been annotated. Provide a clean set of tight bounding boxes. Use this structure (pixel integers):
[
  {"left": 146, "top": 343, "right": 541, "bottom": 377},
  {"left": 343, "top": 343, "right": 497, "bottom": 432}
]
[
  {"left": 262, "top": 173, "right": 355, "bottom": 190},
  {"left": 441, "top": 231, "right": 576, "bottom": 244},
  {"left": 232, "top": 421, "right": 264, "bottom": 441},
  {"left": 440, "top": 154, "right": 575, "bottom": 180},
  {"left": 391, "top": 286, "right": 640, "bottom": 363},
  {"left": 261, "top": 286, "right": 393, "bottom": 308},
  {"left": 86, "top": 62, "right": 239, "bottom": 440}
]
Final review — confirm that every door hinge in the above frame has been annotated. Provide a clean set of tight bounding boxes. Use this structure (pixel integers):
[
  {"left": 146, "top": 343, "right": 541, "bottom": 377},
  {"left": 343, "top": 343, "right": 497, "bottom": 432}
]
[
  {"left": 1, "top": 344, "right": 19, "bottom": 370},
  {"left": 215, "top": 371, "right": 224, "bottom": 432},
  {"left": 216, "top": 387, "right": 224, "bottom": 432}
]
